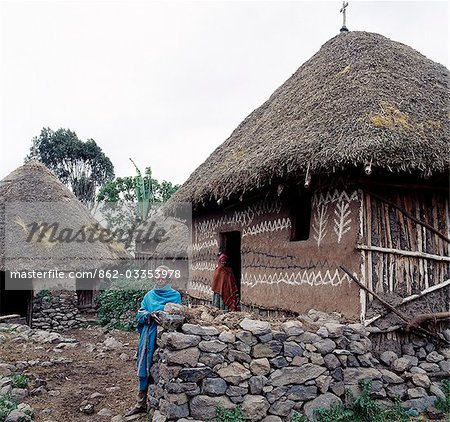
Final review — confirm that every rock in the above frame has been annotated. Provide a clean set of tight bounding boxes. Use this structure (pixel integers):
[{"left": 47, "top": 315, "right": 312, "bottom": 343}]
[
  {"left": 164, "top": 303, "right": 186, "bottom": 315},
  {"left": 316, "top": 375, "right": 332, "bottom": 393},
  {"left": 241, "top": 395, "right": 270, "bottom": 421},
  {"left": 303, "top": 393, "right": 342, "bottom": 419},
  {"left": 190, "top": 395, "right": 234, "bottom": 420},
  {"left": 182, "top": 324, "right": 219, "bottom": 336},
  {"left": 426, "top": 351, "right": 444, "bottom": 363},
  {"left": 250, "top": 358, "right": 271, "bottom": 376},
  {"left": 270, "top": 356, "right": 288, "bottom": 368},
  {"left": 219, "top": 331, "right": 236, "bottom": 343},
  {"left": 152, "top": 410, "right": 166, "bottom": 422},
  {"left": 252, "top": 341, "right": 283, "bottom": 358},
  {"left": 386, "top": 383, "right": 407, "bottom": 399},
  {"left": 401, "top": 396, "right": 436, "bottom": 413},
  {"left": 103, "top": 337, "right": 123, "bottom": 350},
  {"left": 236, "top": 331, "right": 258, "bottom": 346},
  {"left": 269, "top": 398, "right": 296, "bottom": 416},
  {"left": 199, "top": 353, "right": 225, "bottom": 367},
  {"left": 97, "top": 408, "right": 113, "bottom": 417},
  {"left": 258, "top": 333, "right": 273, "bottom": 343},
  {"left": 281, "top": 321, "right": 304, "bottom": 336},
  {"left": 317, "top": 327, "right": 329, "bottom": 338},
  {"left": 270, "top": 364, "right": 326, "bottom": 387},
  {"left": 11, "top": 388, "right": 28, "bottom": 402},
  {"left": 226, "top": 385, "right": 248, "bottom": 397},
  {"left": 199, "top": 340, "right": 227, "bottom": 353},
  {"left": 286, "top": 385, "right": 317, "bottom": 401},
  {"left": 323, "top": 354, "right": 341, "bottom": 370},
  {"left": 161, "top": 332, "right": 200, "bottom": 350},
  {"left": 166, "top": 347, "right": 200, "bottom": 366},
  {"left": 5, "top": 410, "right": 31, "bottom": 422},
  {"left": 380, "top": 369, "right": 404, "bottom": 384},
  {"left": 16, "top": 404, "right": 33, "bottom": 417},
  {"left": 202, "top": 378, "right": 227, "bottom": 396},
  {"left": 419, "top": 362, "right": 440, "bottom": 372},
  {"left": 283, "top": 341, "right": 303, "bottom": 357},
  {"left": 313, "top": 339, "right": 336, "bottom": 355},
  {"left": 159, "top": 399, "right": 189, "bottom": 419},
  {"left": 217, "top": 362, "right": 251, "bottom": 385},
  {"left": 261, "top": 417, "right": 282, "bottom": 422},
  {"left": 412, "top": 373, "right": 431, "bottom": 388},
  {"left": 323, "top": 323, "right": 345, "bottom": 338},
  {"left": 430, "top": 383, "right": 446, "bottom": 400},
  {"left": 407, "top": 387, "right": 428, "bottom": 399},
  {"left": 239, "top": 318, "right": 271, "bottom": 336},
  {"left": 80, "top": 404, "right": 95, "bottom": 414},
  {"left": 179, "top": 367, "right": 216, "bottom": 383},
  {"left": 391, "top": 357, "right": 413, "bottom": 372},
  {"left": 427, "top": 405, "right": 446, "bottom": 420},
  {"left": 249, "top": 376, "right": 268, "bottom": 394},
  {"left": 379, "top": 351, "right": 398, "bottom": 366},
  {"left": 119, "top": 353, "right": 129, "bottom": 362},
  {"left": 343, "top": 368, "right": 382, "bottom": 384},
  {"left": 158, "top": 313, "right": 185, "bottom": 331},
  {"left": 228, "top": 350, "right": 252, "bottom": 364}
]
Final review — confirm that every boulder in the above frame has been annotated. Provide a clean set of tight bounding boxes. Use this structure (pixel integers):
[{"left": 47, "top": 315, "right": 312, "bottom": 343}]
[
  {"left": 199, "top": 340, "right": 227, "bottom": 353},
  {"left": 202, "top": 378, "right": 228, "bottom": 396},
  {"left": 252, "top": 341, "right": 283, "bottom": 358},
  {"left": 303, "top": 393, "right": 342, "bottom": 419},
  {"left": 165, "top": 347, "right": 200, "bottom": 366},
  {"left": 217, "top": 362, "right": 251, "bottom": 385},
  {"left": 162, "top": 332, "right": 200, "bottom": 350},
  {"left": 270, "top": 364, "right": 326, "bottom": 387},
  {"left": 182, "top": 324, "right": 219, "bottom": 336},
  {"left": 281, "top": 321, "right": 304, "bottom": 336},
  {"left": 250, "top": 358, "right": 271, "bottom": 376},
  {"left": 241, "top": 395, "right": 270, "bottom": 421},
  {"left": 239, "top": 318, "right": 271, "bottom": 336},
  {"left": 190, "top": 395, "right": 234, "bottom": 420}
]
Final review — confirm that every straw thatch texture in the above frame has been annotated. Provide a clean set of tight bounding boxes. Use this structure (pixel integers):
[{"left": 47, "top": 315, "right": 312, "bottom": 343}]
[
  {"left": 170, "top": 31, "right": 449, "bottom": 210},
  {"left": 0, "top": 160, "right": 128, "bottom": 271}
]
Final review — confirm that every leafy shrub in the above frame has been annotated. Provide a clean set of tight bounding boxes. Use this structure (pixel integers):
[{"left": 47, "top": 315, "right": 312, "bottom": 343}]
[
  {"left": 435, "top": 378, "right": 450, "bottom": 415},
  {"left": 210, "top": 406, "right": 246, "bottom": 422},
  {"left": 10, "top": 374, "right": 28, "bottom": 389},
  {"left": 97, "top": 276, "right": 154, "bottom": 330},
  {"left": 0, "top": 394, "right": 17, "bottom": 422}
]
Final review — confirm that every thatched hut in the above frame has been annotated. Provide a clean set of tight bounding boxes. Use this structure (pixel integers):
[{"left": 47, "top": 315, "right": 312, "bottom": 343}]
[
  {"left": 0, "top": 160, "right": 128, "bottom": 327},
  {"left": 168, "top": 31, "right": 449, "bottom": 322},
  {"left": 135, "top": 209, "right": 190, "bottom": 296}
]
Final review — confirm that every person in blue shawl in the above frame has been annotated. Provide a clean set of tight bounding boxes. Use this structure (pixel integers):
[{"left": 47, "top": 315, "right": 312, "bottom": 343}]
[{"left": 125, "top": 265, "right": 181, "bottom": 416}]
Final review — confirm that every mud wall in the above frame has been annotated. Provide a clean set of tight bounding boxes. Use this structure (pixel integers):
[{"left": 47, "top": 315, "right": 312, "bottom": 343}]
[{"left": 190, "top": 188, "right": 363, "bottom": 320}]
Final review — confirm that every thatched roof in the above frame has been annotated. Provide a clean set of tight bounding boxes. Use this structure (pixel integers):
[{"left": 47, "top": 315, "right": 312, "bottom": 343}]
[
  {"left": 136, "top": 209, "right": 189, "bottom": 259},
  {"left": 0, "top": 160, "right": 128, "bottom": 271},
  {"left": 170, "top": 31, "right": 449, "bottom": 210}
]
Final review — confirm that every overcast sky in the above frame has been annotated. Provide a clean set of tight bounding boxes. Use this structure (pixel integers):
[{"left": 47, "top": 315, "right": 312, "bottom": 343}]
[{"left": 0, "top": 0, "right": 448, "bottom": 186}]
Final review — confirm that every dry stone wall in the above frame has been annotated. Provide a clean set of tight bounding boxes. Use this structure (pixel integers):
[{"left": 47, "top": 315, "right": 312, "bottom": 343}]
[
  {"left": 32, "top": 291, "right": 85, "bottom": 330},
  {"left": 150, "top": 310, "right": 450, "bottom": 421}
]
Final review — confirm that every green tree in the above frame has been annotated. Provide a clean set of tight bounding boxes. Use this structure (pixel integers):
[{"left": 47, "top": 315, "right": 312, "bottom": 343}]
[
  {"left": 96, "top": 166, "right": 179, "bottom": 250},
  {"left": 26, "top": 127, "right": 114, "bottom": 205}
]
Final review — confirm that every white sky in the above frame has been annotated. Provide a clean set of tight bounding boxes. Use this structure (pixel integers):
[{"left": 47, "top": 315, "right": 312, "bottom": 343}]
[{"left": 0, "top": 0, "right": 448, "bottom": 185}]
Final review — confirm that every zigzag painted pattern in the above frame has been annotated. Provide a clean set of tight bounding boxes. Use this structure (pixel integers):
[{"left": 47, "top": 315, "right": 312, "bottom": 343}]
[
  {"left": 194, "top": 199, "right": 282, "bottom": 241},
  {"left": 241, "top": 269, "right": 351, "bottom": 288},
  {"left": 242, "top": 218, "right": 292, "bottom": 237},
  {"left": 189, "top": 280, "right": 213, "bottom": 295},
  {"left": 190, "top": 261, "right": 216, "bottom": 272},
  {"left": 312, "top": 189, "right": 359, "bottom": 207},
  {"left": 192, "top": 239, "right": 219, "bottom": 252}
]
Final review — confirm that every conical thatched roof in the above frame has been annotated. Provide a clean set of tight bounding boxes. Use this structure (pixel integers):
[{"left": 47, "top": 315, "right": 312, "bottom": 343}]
[
  {"left": 171, "top": 31, "right": 449, "bottom": 210},
  {"left": 0, "top": 160, "right": 128, "bottom": 271}
]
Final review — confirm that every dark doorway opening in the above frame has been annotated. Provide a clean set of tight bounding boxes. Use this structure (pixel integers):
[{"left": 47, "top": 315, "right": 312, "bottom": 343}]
[
  {"left": 0, "top": 271, "right": 33, "bottom": 325},
  {"left": 220, "top": 231, "right": 241, "bottom": 295}
]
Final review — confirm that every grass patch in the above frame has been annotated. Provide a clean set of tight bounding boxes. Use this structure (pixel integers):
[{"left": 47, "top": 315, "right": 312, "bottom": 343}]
[
  {"left": 210, "top": 406, "right": 246, "bottom": 422},
  {"left": 434, "top": 379, "right": 450, "bottom": 415},
  {"left": 0, "top": 394, "right": 17, "bottom": 422},
  {"left": 10, "top": 374, "right": 28, "bottom": 389}
]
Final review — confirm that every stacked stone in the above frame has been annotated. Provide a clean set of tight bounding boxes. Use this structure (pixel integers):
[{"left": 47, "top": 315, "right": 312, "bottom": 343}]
[
  {"left": 150, "top": 316, "right": 450, "bottom": 422},
  {"left": 32, "top": 291, "right": 85, "bottom": 331}
]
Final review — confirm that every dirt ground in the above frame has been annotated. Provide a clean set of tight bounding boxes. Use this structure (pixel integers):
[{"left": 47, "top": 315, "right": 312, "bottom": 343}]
[{"left": 0, "top": 325, "right": 146, "bottom": 421}]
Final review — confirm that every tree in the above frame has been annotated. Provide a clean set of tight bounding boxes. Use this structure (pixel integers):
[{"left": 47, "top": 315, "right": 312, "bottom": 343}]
[
  {"left": 96, "top": 166, "right": 179, "bottom": 250},
  {"left": 26, "top": 127, "right": 115, "bottom": 205}
]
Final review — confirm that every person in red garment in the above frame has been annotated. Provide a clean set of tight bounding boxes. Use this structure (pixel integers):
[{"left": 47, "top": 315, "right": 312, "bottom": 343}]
[{"left": 211, "top": 253, "right": 240, "bottom": 311}]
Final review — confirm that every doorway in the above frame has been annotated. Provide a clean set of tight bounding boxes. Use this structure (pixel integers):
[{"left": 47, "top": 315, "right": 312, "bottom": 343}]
[
  {"left": 220, "top": 231, "right": 241, "bottom": 295},
  {"left": 0, "top": 271, "right": 33, "bottom": 325}
]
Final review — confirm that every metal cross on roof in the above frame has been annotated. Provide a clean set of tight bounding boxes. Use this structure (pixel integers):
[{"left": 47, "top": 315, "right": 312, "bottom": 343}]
[{"left": 340, "top": 1, "right": 349, "bottom": 33}]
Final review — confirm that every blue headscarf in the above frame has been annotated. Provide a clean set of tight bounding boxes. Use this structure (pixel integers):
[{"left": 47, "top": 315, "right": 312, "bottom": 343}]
[{"left": 136, "top": 286, "right": 181, "bottom": 384}]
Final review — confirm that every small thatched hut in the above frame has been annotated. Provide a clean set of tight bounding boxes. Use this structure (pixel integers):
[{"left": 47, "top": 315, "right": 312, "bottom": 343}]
[
  {"left": 135, "top": 210, "right": 190, "bottom": 296},
  {"left": 168, "top": 31, "right": 450, "bottom": 322},
  {"left": 0, "top": 160, "right": 128, "bottom": 327}
]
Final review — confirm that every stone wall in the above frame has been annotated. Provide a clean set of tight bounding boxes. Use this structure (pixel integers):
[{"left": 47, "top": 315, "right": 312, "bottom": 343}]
[
  {"left": 32, "top": 290, "right": 85, "bottom": 330},
  {"left": 150, "top": 310, "right": 450, "bottom": 421}
]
